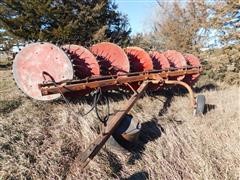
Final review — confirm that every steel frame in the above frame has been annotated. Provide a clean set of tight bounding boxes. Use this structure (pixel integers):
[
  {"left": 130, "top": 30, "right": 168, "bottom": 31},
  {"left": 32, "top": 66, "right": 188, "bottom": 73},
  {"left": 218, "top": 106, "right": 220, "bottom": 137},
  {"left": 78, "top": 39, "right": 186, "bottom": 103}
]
[
  {"left": 39, "top": 66, "right": 202, "bottom": 96},
  {"left": 39, "top": 66, "right": 202, "bottom": 172}
]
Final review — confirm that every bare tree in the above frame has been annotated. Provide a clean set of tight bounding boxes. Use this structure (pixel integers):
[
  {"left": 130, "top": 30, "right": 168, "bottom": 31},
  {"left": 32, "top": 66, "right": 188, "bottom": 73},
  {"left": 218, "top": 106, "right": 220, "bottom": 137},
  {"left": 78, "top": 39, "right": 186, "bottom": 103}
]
[
  {"left": 153, "top": 0, "right": 210, "bottom": 52},
  {"left": 209, "top": 0, "right": 239, "bottom": 46},
  {"left": 152, "top": 0, "right": 239, "bottom": 53}
]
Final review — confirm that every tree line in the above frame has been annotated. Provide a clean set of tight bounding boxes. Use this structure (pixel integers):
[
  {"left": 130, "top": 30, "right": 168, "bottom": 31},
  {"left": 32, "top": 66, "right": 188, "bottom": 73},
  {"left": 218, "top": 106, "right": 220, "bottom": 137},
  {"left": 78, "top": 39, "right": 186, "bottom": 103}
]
[
  {"left": 132, "top": 0, "right": 239, "bottom": 53},
  {"left": 0, "top": 0, "right": 131, "bottom": 52},
  {"left": 0, "top": 0, "right": 239, "bottom": 53}
]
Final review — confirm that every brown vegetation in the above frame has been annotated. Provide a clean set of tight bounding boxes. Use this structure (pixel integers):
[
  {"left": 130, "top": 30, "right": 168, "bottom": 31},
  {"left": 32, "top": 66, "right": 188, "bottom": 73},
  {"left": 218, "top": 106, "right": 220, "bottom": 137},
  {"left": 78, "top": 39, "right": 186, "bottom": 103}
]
[
  {"left": 153, "top": 0, "right": 209, "bottom": 52},
  {"left": 0, "top": 1, "right": 239, "bottom": 179},
  {"left": 152, "top": 0, "right": 239, "bottom": 52},
  {"left": 200, "top": 44, "right": 240, "bottom": 85}
]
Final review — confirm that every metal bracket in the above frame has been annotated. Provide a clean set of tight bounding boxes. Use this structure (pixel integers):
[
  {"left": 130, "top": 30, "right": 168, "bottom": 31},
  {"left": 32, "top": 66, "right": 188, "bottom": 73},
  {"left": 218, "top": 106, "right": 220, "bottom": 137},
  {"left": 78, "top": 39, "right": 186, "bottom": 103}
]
[{"left": 165, "top": 80, "right": 196, "bottom": 108}]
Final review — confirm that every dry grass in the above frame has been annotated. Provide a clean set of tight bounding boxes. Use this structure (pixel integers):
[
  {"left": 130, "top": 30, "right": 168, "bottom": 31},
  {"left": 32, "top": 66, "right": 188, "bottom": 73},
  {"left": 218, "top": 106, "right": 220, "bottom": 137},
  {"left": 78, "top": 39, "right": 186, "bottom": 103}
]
[
  {"left": 0, "top": 70, "right": 240, "bottom": 179},
  {"left": 0, "top": 57, "right": 12, "bottom": 70}
]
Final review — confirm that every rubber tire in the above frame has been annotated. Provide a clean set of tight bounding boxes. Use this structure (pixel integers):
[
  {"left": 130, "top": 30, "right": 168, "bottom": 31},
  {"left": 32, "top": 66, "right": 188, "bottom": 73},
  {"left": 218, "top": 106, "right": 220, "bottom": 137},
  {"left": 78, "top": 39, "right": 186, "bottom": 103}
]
[{"left": 194, "top": 95, "right": 206, "bottom": 116}]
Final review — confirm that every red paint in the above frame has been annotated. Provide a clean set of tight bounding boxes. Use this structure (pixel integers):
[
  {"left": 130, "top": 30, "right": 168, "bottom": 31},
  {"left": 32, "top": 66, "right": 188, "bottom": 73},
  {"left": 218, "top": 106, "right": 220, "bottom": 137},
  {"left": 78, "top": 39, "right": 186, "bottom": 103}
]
[
  {"left": 13, "top": 42, "right": 73, "bottom": 101},
  {"left": 125, "top": 47, "right": 153, "bottom": 72},
  {"left": 163, "top": 50, "right": 187, "bottom": 80},
  {"left": 62, "top": 44, "right": 100, "bottom": 78},
  {"left": 13, "top": 41, "right": 202, "bottom": 100},
  {"left": 184, "top": 54, "right": 201, "bottom": 84},
  {"left": 149, "top": 51, "right": 170, "bottom": 70},
  {"left": 123, "top": 47, "right": 153, "bottom": 90},
  {"left": 90, "top": 42, "right": 129, "bottom": 75}
]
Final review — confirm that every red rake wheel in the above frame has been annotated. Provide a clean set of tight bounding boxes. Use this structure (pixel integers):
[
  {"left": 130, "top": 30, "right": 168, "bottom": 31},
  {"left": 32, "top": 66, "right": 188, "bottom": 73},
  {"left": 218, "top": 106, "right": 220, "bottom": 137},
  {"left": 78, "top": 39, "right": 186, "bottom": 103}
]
[
  {"left": 184, "top": 54, "right": 201, "bottom": 84},
  {"left": 13, "top": 42, "right": 73, "bottom": 101},
  {"left": 148, "top": 51, "right": 171, "bottom": 91},
  {"left": 124, "top": 47, "right": 153, "bottom": 90},
  {"left": 163, "top": 50, "right": 187, "bottom": 81},
  {"left": 149, "top": 51, "right": 170, "bottom": 70},
  {"left": 90, "top": 42, "right": 130, "bottom": 75},
  {"left": 62, "top": 44, "right": 100, "bottom": 79},
  {"left": 125, "top": 47, "right": 153, "bottom": 72}
]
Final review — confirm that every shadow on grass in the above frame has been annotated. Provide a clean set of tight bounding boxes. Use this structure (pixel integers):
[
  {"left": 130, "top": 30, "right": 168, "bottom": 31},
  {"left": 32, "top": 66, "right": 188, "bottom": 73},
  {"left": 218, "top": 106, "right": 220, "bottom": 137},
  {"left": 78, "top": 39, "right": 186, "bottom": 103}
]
[
  {"left": 54, "top": 82, "right": 218, "bottom": 110},
  {"left": 0, "top": 61, "right": 12, "bottom": 70},
  {"left": 123, "top": 118, "right": 164, "bottom": 165},
  {"left": 0, "top": 99, "right": 22, "bottom": 114},
  {"left": 123, "top": 171, "right": 149, "bottom": 180},
  {"left": 105, "top": 149, "right": 123, "bottom": 178},
  {"left": 55, "top": 89, "right": 131, "bottom": 106},
  {"left": 194, "top": 83, "right": 218, "bottom": 93},
  {"left": 204, "top": 104, "right": 216, "bottom": 114},
  {"left": 157, "top": 90, "right": 174, "bottom": 116}
]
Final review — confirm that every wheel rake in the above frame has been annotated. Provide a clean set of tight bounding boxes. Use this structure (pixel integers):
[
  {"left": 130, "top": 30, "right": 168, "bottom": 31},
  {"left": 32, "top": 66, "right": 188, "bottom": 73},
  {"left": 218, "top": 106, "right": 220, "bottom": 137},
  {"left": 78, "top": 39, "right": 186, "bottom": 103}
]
[{"left": 12, "top": 42, "right": 205, "bottom": 171}]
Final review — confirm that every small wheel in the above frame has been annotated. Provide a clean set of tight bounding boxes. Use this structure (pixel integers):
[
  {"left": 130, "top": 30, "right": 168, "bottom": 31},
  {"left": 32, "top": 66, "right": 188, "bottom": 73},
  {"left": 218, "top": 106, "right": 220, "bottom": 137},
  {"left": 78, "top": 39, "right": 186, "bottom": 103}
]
[{"left": 194, "top": 95, "right": 206, "bottom": 116}]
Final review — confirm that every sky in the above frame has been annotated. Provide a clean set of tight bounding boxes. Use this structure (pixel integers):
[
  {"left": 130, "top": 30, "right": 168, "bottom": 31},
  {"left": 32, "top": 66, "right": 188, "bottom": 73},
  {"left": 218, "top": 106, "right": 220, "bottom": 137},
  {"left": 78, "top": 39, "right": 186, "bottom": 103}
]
[{"left": 115, "top": 0, "right": 158, "bottom": 35}]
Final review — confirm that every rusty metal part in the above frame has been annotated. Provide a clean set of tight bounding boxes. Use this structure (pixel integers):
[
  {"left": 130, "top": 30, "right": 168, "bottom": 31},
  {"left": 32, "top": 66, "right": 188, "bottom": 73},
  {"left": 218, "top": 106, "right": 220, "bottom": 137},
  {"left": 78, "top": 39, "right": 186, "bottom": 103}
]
[
  {"left": 67, "top": 77, "right": 200, "bottom": 171},
  {"left": 40, "top": 66, "right": 202, "bottom": 96},
  {"left": 90, "top": 42, "right": 130, "bottom": 75},
  {"left": 13, "top": 42, "right": 73, "bottom": 101},
  {"left": 125, "top": 47, "right": 153, "bottom": 72},
  {"left": 71, "top": 81, "right": 149, "bottom": 170},
  {"left": 163, "top": 50, "right": 187, "bottom": 81},
  {"left": 70, "top": 79, "right": 198, "bottom": 171},
  {"left": 165, "top": 80, "right": 195, "bottom": 108},
  {"left": 11, "top": 41, "right": 205, "bottom": 173},
  {"left": 62, "top": 44, "right": 100, "bottom": 79},
  {"left": 149, "top": 51, "right": 170, "bottom": 70}
]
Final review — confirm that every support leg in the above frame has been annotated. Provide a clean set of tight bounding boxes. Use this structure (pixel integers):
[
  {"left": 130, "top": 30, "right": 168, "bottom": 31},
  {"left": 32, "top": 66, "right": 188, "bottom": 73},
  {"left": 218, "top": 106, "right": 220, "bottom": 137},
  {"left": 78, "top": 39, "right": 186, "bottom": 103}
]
[{"left": 165, "top": 80, "right": 195, "bottom": 108}]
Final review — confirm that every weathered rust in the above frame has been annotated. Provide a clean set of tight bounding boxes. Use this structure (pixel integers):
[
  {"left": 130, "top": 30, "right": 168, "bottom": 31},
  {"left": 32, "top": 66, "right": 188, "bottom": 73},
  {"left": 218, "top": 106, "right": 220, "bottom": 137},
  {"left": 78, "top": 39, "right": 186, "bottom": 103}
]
[
  {"left": 40, "top": 66, "right": 202, "bottom": 95},
  {"left": 12, "top": 41, "right": 205, "bottom": 173},
  {"left": 165, "top": 80, "right": 195, "bottom": 108},
  {"left": 13, "top": 42, "right": 73, "bottom": 101}
]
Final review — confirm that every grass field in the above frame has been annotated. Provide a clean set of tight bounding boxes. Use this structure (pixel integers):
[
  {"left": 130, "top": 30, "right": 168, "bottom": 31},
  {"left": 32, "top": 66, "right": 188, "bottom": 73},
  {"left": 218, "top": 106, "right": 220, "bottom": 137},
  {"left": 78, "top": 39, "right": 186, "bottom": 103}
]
[{"left": 0, "top": 70, "right": 239, "bottom": 179}]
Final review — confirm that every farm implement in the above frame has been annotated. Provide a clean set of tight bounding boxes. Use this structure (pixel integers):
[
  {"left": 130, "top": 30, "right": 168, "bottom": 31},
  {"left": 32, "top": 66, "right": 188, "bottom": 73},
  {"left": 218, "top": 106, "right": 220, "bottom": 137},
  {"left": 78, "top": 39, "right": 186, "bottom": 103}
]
[{"left": 12, "top": 42, "right": 205, "bottom": 170}]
